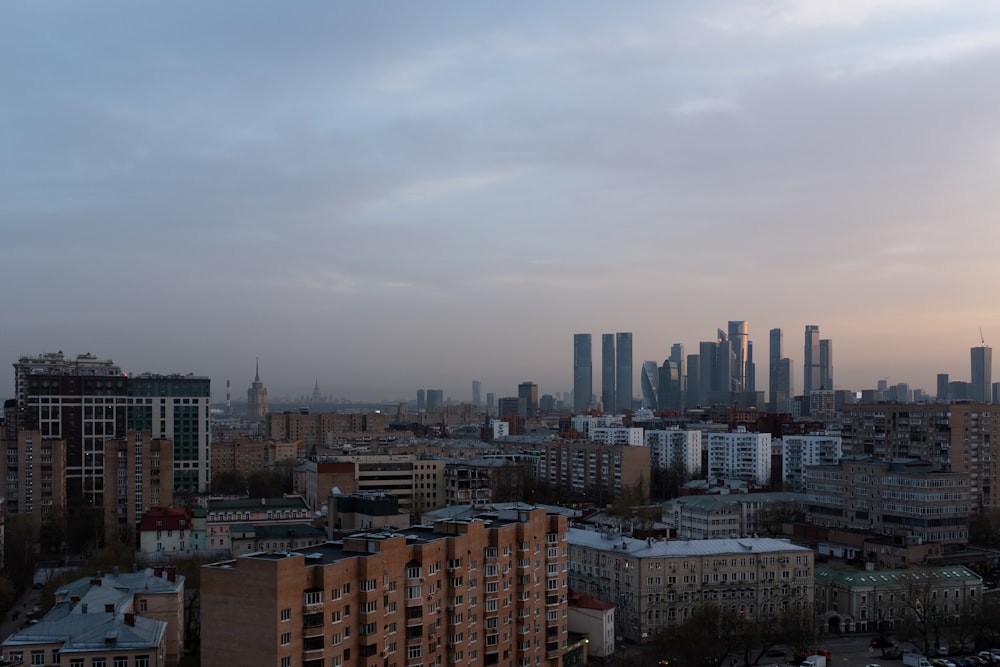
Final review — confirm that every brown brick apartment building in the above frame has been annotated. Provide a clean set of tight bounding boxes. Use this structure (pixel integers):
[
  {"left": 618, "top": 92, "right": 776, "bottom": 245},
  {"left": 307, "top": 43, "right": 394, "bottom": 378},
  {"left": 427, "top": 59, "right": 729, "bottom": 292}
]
[{"left": 201, "top": 507, "right": 570, "bottom": 667}]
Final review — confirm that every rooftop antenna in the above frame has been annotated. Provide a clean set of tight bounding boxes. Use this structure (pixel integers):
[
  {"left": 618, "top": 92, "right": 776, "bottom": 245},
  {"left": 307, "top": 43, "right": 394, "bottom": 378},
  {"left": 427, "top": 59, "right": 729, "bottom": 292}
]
[{"left": 981, "top": 328, "right": 986, "bottom": 346}]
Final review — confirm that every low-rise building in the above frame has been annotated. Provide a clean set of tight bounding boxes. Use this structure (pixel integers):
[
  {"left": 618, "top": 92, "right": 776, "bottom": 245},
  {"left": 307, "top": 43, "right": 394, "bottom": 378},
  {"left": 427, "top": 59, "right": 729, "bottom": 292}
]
[
  {"left": 662, "top": 492, "right": 805, "bottom": 540},
  {"left": 2, "top": 567, "right": 185, "bottom": 667},
  {"left": 814, "top": 565, "right": 983, "bottom": 634},
  {"left": 567, "top": 590, "right": 615, "bottom": 659},
  {"left": 567, "top": 530, "right": 814, "bottom": 642},
  {"left": 205, "top": 496, "right": 312, "bottom": 555},
  {"left": 139, "top": 507, "right": 193, "bottom": 556}
]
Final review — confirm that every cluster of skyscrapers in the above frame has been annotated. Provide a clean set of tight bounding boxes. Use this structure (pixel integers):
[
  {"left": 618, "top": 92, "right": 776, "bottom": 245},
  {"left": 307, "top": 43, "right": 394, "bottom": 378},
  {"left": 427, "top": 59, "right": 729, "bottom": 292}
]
[{"left": 574, "top": 323, "right": 837, "bottom": 413}]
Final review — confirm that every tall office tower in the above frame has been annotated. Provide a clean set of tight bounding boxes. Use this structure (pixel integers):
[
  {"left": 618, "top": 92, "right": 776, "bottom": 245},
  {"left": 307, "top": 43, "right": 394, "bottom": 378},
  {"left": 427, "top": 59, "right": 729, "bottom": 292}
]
[
  {"left": 426, "top": 389, "right": 444, "bottom": 409},
  {"left": 727, "top": 320, "right": 749, "bottom": 392},
  {"left": 686, "top": 354, "right": 700, "bottom": 407},
  {"left": 128, "top": 373, "right": 212, "bottom": 493},
  {"left": 246, "top": 358, "right": 269, "bottom": 420},
  {"left": 416, "top": 389, "right": 426, "bottom": 412},
  {"left": 472, "top": 380, "right": 481, "bottom": 407},
  {"left": 486, "top": 392, "right": 496, "bottom": 416},
  {"left": 670, "top": 343, "right": 686, "bottom": 392},
  {"left": 804, "top": 325, "right": 821, "bottom": 396},
  {"left": 698, "top": 341, "right": 717, "bottom": 401},
  {"left": 769, "top": 328, "right": 783, "bottom": 407},
  {"left": 716, "top": 337, "right": 735, "bottom": 392},
  {"left": 601, "top": 334, "right": 616, "bottom": 412},
  {"left": 776, "top": 358, "right": 794, "bottom": 411},
  {"left": 518, "top": 381, "right": 539, "bottom": 418},
  {"left": 819, "top": 339, "right": 834, "bottom": 390},
  {"left": 746, "top": 340, "right": 755, "bottom": 392},
  {"left": 937, "top": 374, "right": 950, "bottom": 401},
  {"left": 573, "top": 333, "right": 593, "bottom": 413},
  {"left": 615, "top": 332, "right": 633, "bottom": 413},
  {"left": 640, "top": 361, "right": 660, "bottom": 409},
  {"left": 972, "top": 344, "right": 993, "bottom": 403},
  {"left": 657, "top": 360, "right": 682, "bottom": 411}
]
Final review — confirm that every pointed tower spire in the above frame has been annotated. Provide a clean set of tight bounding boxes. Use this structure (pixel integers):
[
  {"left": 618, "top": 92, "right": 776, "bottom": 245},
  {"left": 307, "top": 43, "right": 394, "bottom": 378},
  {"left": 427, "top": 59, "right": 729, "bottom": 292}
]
[{"left": 255, "top": 356, "right": 260, "bottom": 382}]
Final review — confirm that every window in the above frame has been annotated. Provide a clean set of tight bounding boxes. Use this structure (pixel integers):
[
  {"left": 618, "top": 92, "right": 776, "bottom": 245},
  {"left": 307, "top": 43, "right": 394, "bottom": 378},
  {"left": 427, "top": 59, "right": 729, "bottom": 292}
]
[
  {"left": 114, "top": 658, "right": 128, "bottom": 667},
  {"left": 281, "top": 658, "right": 291, "bottom": 667},
  {"left": 408, "top": 646, "right": 423, "bottom": 660},
  {"left": 31, "top": 651, "right": 44, "bottom": 666},
  {"left": 92, "top": 660, "right": 106, "bottom": 667},
  {"left": 135, "top": 658, "right": 150, "bottom": 667},
  {"left": 304, "top": 590, "right": 323, "bottom": 606},
  {"left": 281, "top": 632, "right": 291, "bottom": 645},
  {"left": 281, "top": 608, "right": 291, "bottom": 621},
  {"left": 139, "top": 599, "right": 148, "bottom": 612}
]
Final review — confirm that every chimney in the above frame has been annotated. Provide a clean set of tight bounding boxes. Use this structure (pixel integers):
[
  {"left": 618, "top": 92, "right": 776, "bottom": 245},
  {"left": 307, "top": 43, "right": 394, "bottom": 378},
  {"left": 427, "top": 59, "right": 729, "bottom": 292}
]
[
  {"left": 125, "top": 613, "right": 135, "bottom": 626},
  {"left": 90, "top": 578, "right": 102, "bottom": 586},
  {"left": 105, "top": 604, "right": 114, "bottom": 613},
  {"left": 81, "top": 604, "right": 88, "bottom": 614}
]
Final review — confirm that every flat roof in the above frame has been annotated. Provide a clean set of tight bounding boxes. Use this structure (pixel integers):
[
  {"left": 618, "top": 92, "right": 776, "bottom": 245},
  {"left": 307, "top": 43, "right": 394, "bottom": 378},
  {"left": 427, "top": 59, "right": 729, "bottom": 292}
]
[{"left": 566, "top": 528, "right": 812, "bottom": 557}]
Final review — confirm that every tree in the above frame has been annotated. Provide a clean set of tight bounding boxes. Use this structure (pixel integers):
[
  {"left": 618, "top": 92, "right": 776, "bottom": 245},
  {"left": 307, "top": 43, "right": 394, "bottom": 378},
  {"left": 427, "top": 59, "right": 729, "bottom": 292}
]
[
  {"left": 247, "top": 462, "right": 294, "bottom": 498},
  {"left": 0, "top": 574, "right": 17, "bottom": 617},
  {"left": 968, "top": 509, "right": 1000, "bottom": 548},
  {"left": 4, "top": 514, "right": 40, "bottom": 594},
  {"left": 210, "top": 470, "right": 247, "bottom": 495}
]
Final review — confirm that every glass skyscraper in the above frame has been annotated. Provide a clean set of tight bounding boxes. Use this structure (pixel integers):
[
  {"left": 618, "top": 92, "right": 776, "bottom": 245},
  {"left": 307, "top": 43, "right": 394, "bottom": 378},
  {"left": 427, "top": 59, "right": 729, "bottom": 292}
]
[{"left": 573, "top": 334, "right": 592, "bottom": 413}]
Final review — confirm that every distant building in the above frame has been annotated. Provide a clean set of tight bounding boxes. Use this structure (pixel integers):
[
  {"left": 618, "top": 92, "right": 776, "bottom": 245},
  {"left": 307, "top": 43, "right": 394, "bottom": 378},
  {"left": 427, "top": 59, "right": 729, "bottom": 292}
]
[
  {"left": 205, "top": 496, "right": 313, "bottom": 555},
  {"left": 573, "top": 334, "right": 593, "bottom": 413},
  {"left": 707, "top": 428, "right": 772, "bottom": 486},
  {"left": 266, "top": 411, "right": 389, "bottom": 450},
  {"left": 972, "top": 344, "right": 993, "bottom": 403},
  {"left": 661, "top": 492, "right": 804, "bottom": 540},
  {"left": 327, "top": 490, "right": 410, "bottom": 532},
  {"left": 646, "top": 428, "right": 702, "bottom": 477},
  {"left": 518, "top": 381, "right": 539, "bottom": 419},
  {"left": 104, "top": 431, "right": 175, "bottom": 543},
  {"left": 781, "top": 433, "right": 842, "bottom": 487},
  {"left": 616, "top": 332, "right": 633, "bottom": 413},
  {"left": 568, "top": 590, "right": 616, "bottom": 659},
  {"left": 590, "top": 426, "right": 644, "bottom": 447},
  {"left": 0, "top": 430, "right": 67, "bottom": 530},
  {"left": 246, "top": 358, "right": 269, "bottom": 420}
]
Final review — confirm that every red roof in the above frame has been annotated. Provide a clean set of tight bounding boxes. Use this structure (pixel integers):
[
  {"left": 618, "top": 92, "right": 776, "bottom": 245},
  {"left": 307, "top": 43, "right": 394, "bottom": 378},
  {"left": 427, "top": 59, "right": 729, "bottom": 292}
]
[
  {"left": 139, "top": 507, "right": 192, "bottom": 532},
  {"left": 568, "top": 589, "right": 615, "bottom": 611}
]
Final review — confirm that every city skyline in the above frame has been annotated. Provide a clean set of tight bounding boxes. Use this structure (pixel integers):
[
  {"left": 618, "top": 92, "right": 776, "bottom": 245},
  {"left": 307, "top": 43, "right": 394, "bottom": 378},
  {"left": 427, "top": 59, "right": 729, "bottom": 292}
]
[{"left": 3, "top": 2, "right": 1000, "bottom": 402}]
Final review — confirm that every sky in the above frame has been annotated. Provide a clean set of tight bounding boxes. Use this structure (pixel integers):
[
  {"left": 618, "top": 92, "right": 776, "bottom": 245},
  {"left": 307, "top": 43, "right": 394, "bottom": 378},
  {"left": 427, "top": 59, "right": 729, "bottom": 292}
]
[{"left": 2, "top": 1, "right": 1000, "bottom": 404}]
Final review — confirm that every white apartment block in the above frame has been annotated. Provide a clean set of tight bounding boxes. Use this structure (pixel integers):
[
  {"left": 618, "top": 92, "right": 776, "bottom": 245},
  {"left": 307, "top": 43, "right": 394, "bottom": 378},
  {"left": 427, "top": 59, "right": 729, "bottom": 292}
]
[
  {"left": 707, "top": 428, "right": 772, "bottom": 486},
  {"left": 491, "top": 420, "right": 510, "bottom": 439},
  {"left": 591, "top": 427, "right": 645, "bottom": 447},
  {"left": 646, "top": 428, "right": 703, "bottom": 477},
  {"left": 780, "top": 433, "right": 842, "bottom": 487},
  {"left": 571, "top": 415, "right": 625, "bottom": 438}
]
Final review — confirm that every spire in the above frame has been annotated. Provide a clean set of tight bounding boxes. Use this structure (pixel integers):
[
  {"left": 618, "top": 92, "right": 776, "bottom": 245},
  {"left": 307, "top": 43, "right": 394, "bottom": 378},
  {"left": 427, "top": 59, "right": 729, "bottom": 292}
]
[{"left": 255, "top": 357, "right": 260, "bottom": 382}]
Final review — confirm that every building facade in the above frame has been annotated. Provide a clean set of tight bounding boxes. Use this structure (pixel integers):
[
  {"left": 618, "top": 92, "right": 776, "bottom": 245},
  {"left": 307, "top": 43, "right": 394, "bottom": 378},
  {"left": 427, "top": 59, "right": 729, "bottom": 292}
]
[
  {"left": 840, "top": 402, "right": 999, "bottom": 510},
  {"left": 645, "top": 429, "right": 702, "bottom": 477},
  {"left": 104, "top": 430, "right": 175, "bottom": 543},
  {"left": 567, "top": 530, "right": 814, "bottom": 643},
  {"left": 706, "top": 428, "right": 772, "bottom": 486},
  {"left": 247, "top": 358, "right": 269, "bottom": 420},
  {"left": 781, "top": 433, "right": 842, "bottom": 488},
  {"left": 201, "top": 507, "right": 570, "bottom": 667},
  {"left": 804, "top": 457, "right": 969, "bottom": 549}
]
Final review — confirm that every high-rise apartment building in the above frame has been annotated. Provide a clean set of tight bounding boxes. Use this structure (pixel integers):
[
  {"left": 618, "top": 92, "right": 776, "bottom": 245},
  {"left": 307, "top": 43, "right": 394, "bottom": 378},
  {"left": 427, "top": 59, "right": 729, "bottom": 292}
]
[
  {"left": 128, "top": 373, "right": 212, "bottom": 494},
  {"left": 804, "top": 457, "right": 969, "bottom": 548},
  {"left": 972, "top": 344, "right": 993, "bottom": 403},
  {"left": 706, "top": 428, "right": 772, "bottom": 486},
  {"left": 601, "top": 334, "right": 615, "bottom": 412},
  {"left": 573, "top": 334, "right": 593, "bottom": 413},
  {"left": 417, "top": 389, "right": 426, "bottom": 412},
  {"left": 803, "top": 325, "right": 821, "bottom": 396},
  {"left": 472, "top": 380, "right": 481, "bottom": 408},
  {"left": 201, "top": 507, "right": 570, "bottom": 667},
  {"left": 841, "top": 402, "right": 1000, "bottom": 510},
  {"left": 246, "top": 358, "right": 269, "bottom": 420}
]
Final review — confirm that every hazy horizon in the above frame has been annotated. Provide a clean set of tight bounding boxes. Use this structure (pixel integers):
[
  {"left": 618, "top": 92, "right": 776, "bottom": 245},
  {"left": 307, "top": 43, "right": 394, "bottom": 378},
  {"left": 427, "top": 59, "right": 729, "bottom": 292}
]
[{"left": 3, "top": 1, "right": 999, "bottom": 403}]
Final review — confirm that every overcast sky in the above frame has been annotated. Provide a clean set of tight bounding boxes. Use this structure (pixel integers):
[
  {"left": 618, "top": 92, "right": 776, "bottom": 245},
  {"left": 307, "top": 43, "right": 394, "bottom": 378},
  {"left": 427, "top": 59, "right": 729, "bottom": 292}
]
[{"left": 3, "top": 1, "right": 1000, "bottom": 404}]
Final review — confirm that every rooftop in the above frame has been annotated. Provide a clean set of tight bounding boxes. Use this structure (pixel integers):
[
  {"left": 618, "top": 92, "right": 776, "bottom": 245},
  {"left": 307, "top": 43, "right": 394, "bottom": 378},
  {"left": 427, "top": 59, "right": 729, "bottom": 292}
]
[
  {"left": 566, "top": 528, "right": 812, "bottom": 557},
  {"left": 815, "top": 565, "right": 982, "bottom": 585}
]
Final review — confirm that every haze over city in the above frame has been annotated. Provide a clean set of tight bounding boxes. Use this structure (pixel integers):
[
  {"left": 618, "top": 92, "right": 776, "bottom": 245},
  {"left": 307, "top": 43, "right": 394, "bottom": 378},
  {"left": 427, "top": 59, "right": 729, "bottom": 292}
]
[{"left": 3, "top": 1, "right": 999, "bottom": 402}]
